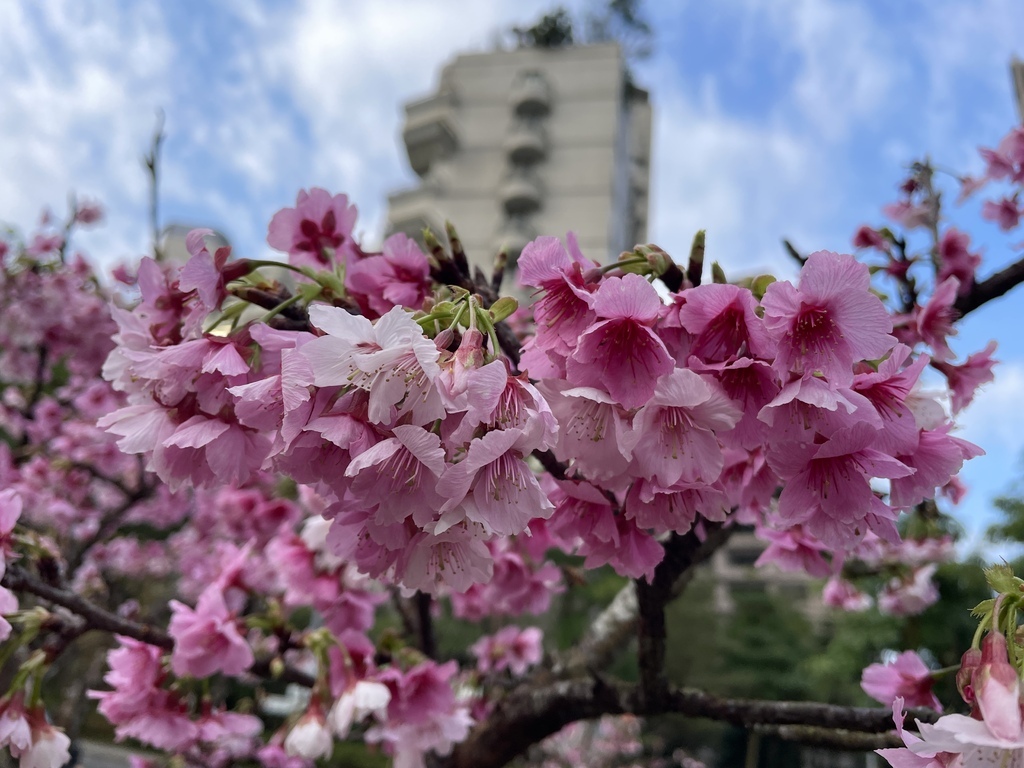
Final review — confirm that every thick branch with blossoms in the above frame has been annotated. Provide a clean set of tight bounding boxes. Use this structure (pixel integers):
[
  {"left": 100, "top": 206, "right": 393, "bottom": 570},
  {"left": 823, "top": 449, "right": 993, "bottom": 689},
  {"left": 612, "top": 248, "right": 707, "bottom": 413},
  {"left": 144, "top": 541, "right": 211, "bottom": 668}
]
[{"left": 4, "top": 126, "right": 1024, "bottom": 768}]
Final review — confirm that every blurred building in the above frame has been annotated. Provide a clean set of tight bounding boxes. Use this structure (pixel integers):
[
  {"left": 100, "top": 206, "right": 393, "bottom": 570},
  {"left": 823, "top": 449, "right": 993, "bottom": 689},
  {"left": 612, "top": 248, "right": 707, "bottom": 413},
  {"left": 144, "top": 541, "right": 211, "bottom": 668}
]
[
  {"left": 709, "top": 528, "right": 825, "bottom": 621},
  {"left": 386, "top": 41, "right": 652, "bottom": 277}
]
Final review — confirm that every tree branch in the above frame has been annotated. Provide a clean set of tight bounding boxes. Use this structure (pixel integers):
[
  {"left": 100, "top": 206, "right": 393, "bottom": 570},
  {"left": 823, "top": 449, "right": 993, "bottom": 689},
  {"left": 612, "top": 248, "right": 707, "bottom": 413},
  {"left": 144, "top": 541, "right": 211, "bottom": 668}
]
[
  {"left": 415, "top": 591, "right": 436, "bottom": 658},
  {"left": 560, "top": 524, "right": 735, "bottom": 675},
  {"left": 955, "top": 255, "right": 1024, "bottom": 315},
  {"left": 443, "top": 678, "right": 935, "bottom": 768},
  {"left": 3, "top": 563, "right": 172, "bottom": 649},
  {"left": 2, "top": 564, "right": 315, "bottom": 688}
]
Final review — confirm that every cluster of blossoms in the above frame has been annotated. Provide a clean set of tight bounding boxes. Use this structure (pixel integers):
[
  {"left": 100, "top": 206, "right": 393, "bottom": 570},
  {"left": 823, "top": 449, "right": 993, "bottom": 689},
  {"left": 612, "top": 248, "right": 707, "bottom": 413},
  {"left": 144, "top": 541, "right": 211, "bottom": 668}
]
[
  {"left": 2, "top": 117, "right": 1020, "bottom": 768},
  {"left": 103, "top": 189, "right": 983, "bottom": 598}
]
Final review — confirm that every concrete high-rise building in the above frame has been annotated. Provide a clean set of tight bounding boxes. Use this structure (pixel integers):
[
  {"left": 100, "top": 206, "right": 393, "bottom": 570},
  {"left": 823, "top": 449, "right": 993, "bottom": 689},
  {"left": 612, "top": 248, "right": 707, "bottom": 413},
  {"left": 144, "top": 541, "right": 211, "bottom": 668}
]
[{"left": 386, "top": 41, "right": 652, "bottom": 277}]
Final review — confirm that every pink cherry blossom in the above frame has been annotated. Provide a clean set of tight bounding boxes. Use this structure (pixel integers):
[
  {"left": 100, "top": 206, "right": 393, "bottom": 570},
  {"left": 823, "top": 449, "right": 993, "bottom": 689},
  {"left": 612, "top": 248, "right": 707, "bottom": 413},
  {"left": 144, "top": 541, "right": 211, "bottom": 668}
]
[
  {"left": 471, "top": 626, "right": 543, "bottom": 676},
  {"left": 435, "top": 428, "right": 553, "bottom": 537},
  {"left": 981, "top": 196, "right": 1022, "bottom": 231},
  {"left": 179, "top": 229, "right": 251, "bottom": 314},
  {"left": 346, "top": 232, "right": 431, "bottom": 317},
  {"left": 862, "top": 651, "right": 942, "bottom": 711},
  {"left": 676, "top": 283, "right": 773, "bottom": 363},
  {"left": 304, "top": 305, "right": 443, "bottom": 427},
  {"left": 974, "top": 629, "right": 1022, "bottom": 741},
  {"left": 769, "top": 422, "right": 913, "bottom": 549},
  {"left": 565, "top": 274, "right": 674, "bottom": 409},
  {"left": 518, "top": 234, "right": 597, "bottom": 362},
  {"left": 822, "top": 578, "right": 873, "bottom": 611},
  {"left": 168, "top": 585, "right": 254, "bottom": 678},
  {"left": 937, "top": 229, "right": 982, "bottom": 293},
  {"left": 346, "top": 424, "right": 447, "bottom": 527},
  {"left": 624, "top": 368, "right": 741, "bottom": 487},
  {"left": 542, "top": 383, "right": 633, "bottom": 484},
  {"left": 931, "top": 341, "right": 997, "bottom": 413},
  {"left": 762, "top": 251, "right": 895, "bottom": 385},
  {"left": 267, "top": 188, "right": 359, "bottom": 269}
]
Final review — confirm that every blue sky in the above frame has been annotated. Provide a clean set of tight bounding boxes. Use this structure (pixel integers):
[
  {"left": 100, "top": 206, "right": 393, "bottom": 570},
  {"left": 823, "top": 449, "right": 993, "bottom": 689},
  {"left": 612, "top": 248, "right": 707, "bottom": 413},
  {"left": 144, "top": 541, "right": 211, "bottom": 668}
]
[{"left": 2, "top": 0, "right": 1024, "bottom": 554}]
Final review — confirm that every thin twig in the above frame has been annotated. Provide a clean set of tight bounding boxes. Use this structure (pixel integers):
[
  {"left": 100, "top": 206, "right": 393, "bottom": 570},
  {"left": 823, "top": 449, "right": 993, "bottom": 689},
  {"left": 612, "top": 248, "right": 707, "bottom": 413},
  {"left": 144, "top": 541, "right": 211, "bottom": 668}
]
[{"left": 144, "top": 110, "right": 166, "bottom": 261}]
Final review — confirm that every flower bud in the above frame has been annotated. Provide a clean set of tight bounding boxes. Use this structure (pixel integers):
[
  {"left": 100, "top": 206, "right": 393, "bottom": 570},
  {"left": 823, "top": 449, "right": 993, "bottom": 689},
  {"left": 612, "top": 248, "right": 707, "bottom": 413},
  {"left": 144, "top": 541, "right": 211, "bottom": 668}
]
[
  {"left": 974, "top": 630, "right": 1022, "bottom": 740},
  {"left": 956, "top": 647, "right": 982, "bottom": 707}
]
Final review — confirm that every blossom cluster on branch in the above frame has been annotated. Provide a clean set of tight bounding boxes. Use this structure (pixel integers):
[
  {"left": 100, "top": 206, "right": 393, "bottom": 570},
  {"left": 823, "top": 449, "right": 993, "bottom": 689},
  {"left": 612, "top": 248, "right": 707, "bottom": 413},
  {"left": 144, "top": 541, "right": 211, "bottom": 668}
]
[{"left": 0, "top": 124, "right": 1022, "bottom": 768}]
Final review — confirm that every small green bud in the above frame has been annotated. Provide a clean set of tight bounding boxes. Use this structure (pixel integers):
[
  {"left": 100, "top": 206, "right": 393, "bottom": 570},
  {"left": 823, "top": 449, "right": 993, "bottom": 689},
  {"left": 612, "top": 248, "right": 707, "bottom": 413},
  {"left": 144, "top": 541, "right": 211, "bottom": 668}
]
[
  {"left": 489, "top": 297, "right": 519, "bottom": 323},
  {"left": 750, "top": 274, "right": 776, "bottom": 300}
]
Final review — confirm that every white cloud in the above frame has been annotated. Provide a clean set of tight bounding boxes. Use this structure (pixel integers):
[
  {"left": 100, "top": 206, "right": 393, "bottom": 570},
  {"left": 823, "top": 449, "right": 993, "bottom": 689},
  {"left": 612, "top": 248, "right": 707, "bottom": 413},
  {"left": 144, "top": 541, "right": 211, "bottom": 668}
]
[
  {"left": 645, "top": 83, "right": 818, "bottom": 278},
  {"left": 0, "top": 1, "right": 173, "bottom": 264}
]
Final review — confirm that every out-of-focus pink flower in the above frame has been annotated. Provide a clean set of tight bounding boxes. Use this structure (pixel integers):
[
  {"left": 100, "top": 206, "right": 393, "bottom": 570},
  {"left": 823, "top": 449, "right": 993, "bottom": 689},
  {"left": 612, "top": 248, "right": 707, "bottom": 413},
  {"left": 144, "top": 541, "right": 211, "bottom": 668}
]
[
  {"left": 267, "top": 188, "right": 359, "bottom": 269},
  {"left": 932, "top": 341, "right": 997, "bottom": 414},
  {"left": 883, "top": 200, "right": 932, "bottom": 229},
  {"left": 937, "top": 229, "right": 981, "bottom": 294},
  {"left": 74, "top": 199, "right": 104, "bottom": 225},
  {"left": 853, "top": 225, "right": 890, "bottom": 251},
  {"left": 822, "top": 578, "right": 872, "bottom": 611},
  {"left": 471, "top": 626, "right": 544, "bottom": 676},
  {"left": 11, "top": 716, "right": 71, "bottom": 768},
  {"left": 168, "top": 585, "right": 253, "bottom": 678},
  {"left": 981, "top": 196, "right": 1022, "bottom": 231},
  {"left": 346, "top": 233, "right": 431, "bottom": 317},
  {"left": 754, "top": 526, "right": 831, "bottom": 578},
  {"left": 878, "top": 565, "right": 940, "bottom": 617},
  {"left": 912, "top": 278, "right": 960, "bottom": 361},
  {"left": 862, "top": 651, "right": 942, "bottom": 711},
  {"left": 329, "top": 680, "right": 391, "bottom": 738},
  {"left": 0, "top": 488, "right": 22, "bottom": 575}
]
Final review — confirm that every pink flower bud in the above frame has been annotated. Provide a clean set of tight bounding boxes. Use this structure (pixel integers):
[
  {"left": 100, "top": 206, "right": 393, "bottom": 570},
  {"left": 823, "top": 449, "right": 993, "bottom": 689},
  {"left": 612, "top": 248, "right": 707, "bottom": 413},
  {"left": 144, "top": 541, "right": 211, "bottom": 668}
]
[{"left": 975, "top": 631, "right": 1022, "bottom": 740}]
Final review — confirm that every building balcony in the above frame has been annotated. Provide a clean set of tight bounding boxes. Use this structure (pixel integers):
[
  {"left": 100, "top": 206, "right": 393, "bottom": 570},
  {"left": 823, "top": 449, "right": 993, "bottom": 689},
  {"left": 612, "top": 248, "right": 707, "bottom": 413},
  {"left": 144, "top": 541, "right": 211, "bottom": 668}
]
[
  {"left": 509, "top": 71, "right": 551, "bottom": 118},
  {"left": 503, "top": 119, "right": 547, "bottom": 164},
  {"left": 386, "top": 186, "right": 446, "bottom": 244},
  {"left": 499, "top": 170, "right": 543, "bottom": 215},
  {"left": 402, "top": 91, "right": 459, "bottom": 177}
]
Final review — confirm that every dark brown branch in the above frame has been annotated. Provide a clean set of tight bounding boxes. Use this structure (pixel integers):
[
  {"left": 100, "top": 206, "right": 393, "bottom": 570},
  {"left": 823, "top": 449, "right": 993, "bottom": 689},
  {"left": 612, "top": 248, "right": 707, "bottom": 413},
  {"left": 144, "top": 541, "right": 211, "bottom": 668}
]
[
  {"left": 663, "top": 687, "right": 937, "bottom": 733},
  {"left": 415, "top": 591, "right": 436, "bottom": 658},
  {"left": 635, "top": 523, "right": 731, "bottom": 707},
  {"left": 754, "top": 724, "right": 903, "bottom": 751},
  {"left": 955, "top": 255, "right": 1024, "bottom": 315},
  {"left": 531, "top": 449, "right": 568, "bottom": 481},
  {"left": 562, "top": 524, "right": 734, "bottom": 675},
  {"left": 3, "top": 564, "right": 315, "bottom": 688},
  {"left": 230, "top": 286, "right": 308, "bottom": 321},
  {"left": 443, "top": 678, "right": 935, "bottom": 768},
  {"left": 782, "top": 239, "right": 807, "bottom": 267},
  {"left": 3, "top": 564, "right": 172, "bottom": 649}
]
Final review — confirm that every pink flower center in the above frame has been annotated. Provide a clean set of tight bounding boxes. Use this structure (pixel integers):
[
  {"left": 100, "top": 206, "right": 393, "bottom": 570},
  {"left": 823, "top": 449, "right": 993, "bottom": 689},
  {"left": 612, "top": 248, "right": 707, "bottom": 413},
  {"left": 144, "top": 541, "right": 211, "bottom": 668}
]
[{"left": 793, "top": 304, "right": 840, "bottom": 356}]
